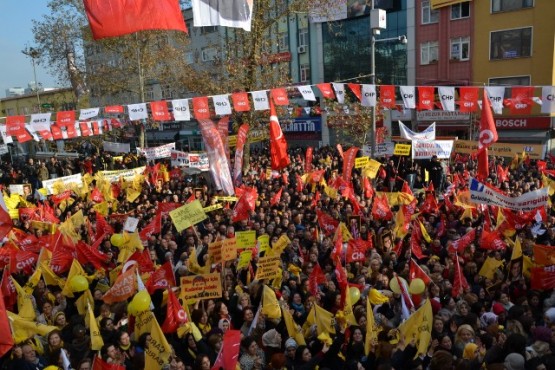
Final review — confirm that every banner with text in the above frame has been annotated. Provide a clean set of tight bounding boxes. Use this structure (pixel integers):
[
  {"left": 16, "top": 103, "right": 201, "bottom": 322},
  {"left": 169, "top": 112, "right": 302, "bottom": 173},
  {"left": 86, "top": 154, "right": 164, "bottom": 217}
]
[
  {"left": 469, "top": 177, "right": 548, "bottom": 211},
  {"left": 138, "top": 142, "right": 175, "bottom": 161},
  {"left": 412, "top": 140, "right": 453, "bottom": 159},
  {"left": 42, "top": 174, "right": 83, "bottom": 195},
  {"left": 180, "top": 273, "right": 222, "bottom": 303},
  {"left": 454, "top": 140, "right": 545, "bottom": 159},
  {"left": 100, "top": 167, "right": 146, "bottom": 183}
]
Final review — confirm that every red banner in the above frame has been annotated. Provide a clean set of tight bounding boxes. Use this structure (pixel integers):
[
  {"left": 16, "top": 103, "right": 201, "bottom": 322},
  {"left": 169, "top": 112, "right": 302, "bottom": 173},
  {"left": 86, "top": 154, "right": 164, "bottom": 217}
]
[
  {"left": 417, "top": 86, "right": 435, "bottom": 111},
  {"left": 150, "top": 101, "right": 171, "bottom": 121},
  {"left": 5, "top": 116, "right": 26, "bottom": 136},
  {"left": 105, "top": 105, "right": 124, "bottom": 114},
  {"left": 459, "top": 87, "right": 479, "bottom": 112},
  {"left": 342, "top": 147, "right": 359, "bottom": 182},
  {"left": 508, "top": 86, "right": 534, "bottom": 115},
  {"left": 231, "top": 92, "right": 251, "bottom": 112},
  {"left": 198, "top": 119, "right": 234, "bottom": 195},
  {"left": 233, "top": 124, "right": 249, "bottom": 186},
  {"left": 316, "top": 83, "right": 335, "bottom": 100},
  {"left": 192, "top": 97, "right": 211, "bottom": 120},
  {"left": 271, "top": 88, "right": 289, "bottom": 106},
  {"left": 56, "top": 110, "right": 75, "bottom": 127},
  {"left": 380, "top": 85, "right": 396, "bottom": 109},
  {"left": 80, "top": 122, "right": 92, "bottom": 136}
]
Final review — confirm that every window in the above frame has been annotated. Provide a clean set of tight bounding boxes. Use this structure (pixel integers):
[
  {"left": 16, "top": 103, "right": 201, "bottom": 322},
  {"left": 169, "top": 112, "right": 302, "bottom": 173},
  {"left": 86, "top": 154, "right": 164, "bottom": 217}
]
[
  {"left": 161, "top": 85, "right": 174, "bottom": 99},
  {"left": 298, "top": 28, "right": 308, "bottom": 47},
  {"left": 200, "top": 26, "right": 217, "bottom": 34},
  {"left": 490, "top": 27, "right": 532, "bottom": 60},
  {"left": 420, "top": 41, "right": 439, "bottom": 64},
  {"left": 278, "top": 33, "right": 289, "bottom": 52},
  {"left": 451, "top": 37, "right": 470, "bottom": 60},
  {"left": 300, "top": 63, "right": 310, "bottom": 82},
  {"left": 489, "top": 75, "right": 530, "bottom": 87},
  {"left": 201, "top": 47, "right": 219, "bottom": 62},
  {"left": 422, "top": 1, "right": 439, "bottom": 24},
  {"left": 451, "top": 2, "right": 470, "bottom": 19},
  {"left": 145, "top": 86, "right": 155, "bottom": 102},
  {"left": 184, "top": 51, "right": 194, "bottom": 64},
  {"left": 491, "top": 0, "right": 533, "bottom": 13}
]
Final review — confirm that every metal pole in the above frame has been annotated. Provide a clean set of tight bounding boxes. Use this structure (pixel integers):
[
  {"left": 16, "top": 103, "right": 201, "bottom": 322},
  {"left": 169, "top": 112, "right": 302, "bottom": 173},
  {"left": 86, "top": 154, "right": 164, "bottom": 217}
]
[
  {"left": 370, "top": 0, "right": 376, "bottom": 158},
  {"left": 31, "top": 58, "right": 41, "bottom": 112}
]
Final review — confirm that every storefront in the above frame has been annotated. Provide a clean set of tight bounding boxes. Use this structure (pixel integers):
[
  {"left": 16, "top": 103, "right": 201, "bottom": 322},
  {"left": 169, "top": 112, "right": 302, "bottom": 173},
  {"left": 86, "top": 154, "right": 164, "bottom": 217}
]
[
  {"left": 281, "top": 117, "right": 322, "bottom": 148},
  {"left": 493, "top": 116, "right": 550, "bottom": 145},
  {"left": 416, "top": 111, "right": 472, "bottom": 139}
]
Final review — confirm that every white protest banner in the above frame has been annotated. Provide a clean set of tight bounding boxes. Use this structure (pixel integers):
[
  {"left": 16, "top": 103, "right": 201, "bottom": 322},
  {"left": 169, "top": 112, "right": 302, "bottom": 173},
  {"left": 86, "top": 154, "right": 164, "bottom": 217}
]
[
  {"left": 399, "top": 121, "right": 436, "bottom": 141},
  {"left": 400, "top": 86, "right": 416, "bottom": 109},
  {"left": 362, "top": 142, "right": 394, "bottom": 157},
  {"left": 541, "top": 86, "right": 555, "bottom": 114},
  {"left": 137, "top": 142, "right": 175, "bottom": 161},
  {"left": 212, "top": 95, "right": 232, "bottom": 116},
  {"left": 171, "top": 150, "right": 190, "bottom": 167},
  {"left": 469, "top": 177, "right": 548, "bottom": 211},
  {"left": 438, "top": 86, "right": 456, "bottom": 111},
  {"left": 42, "top": 173, "right": 83, "bottom": 195},
  {"left": 103, "top": 141, "right": 130, "bottom": 153},
  {"left": 188, "top": 153, "right": 209, "bottom": 171},
  {"left": 0, "top": 144, "right": 8, "bottom": 155},
  {"left": 123, "top": 217, "right": 139, "bottom": 233},
  {"left": 412, "top": 140, "right": 453, "bottom": 159},
  {"left": 79, "top": 108, "right": 100, "bottom": 120},
  {"left": 251, "top": 90, "right": 269, "bottom": 111},
  {"left": 100, "top": 167, "right": 146, "bottom": 183},
  {"left": 361, "top": 84, "right": 377, "bottom": 107},
  {"left": 29, "top": 113, "right": 52, "bottom": 132},
  {"left": 297, "top": 86, "right": 316, "bottom": 101},
  {"left": 0, "top": 125, "right": 13, "bottom": 144}
]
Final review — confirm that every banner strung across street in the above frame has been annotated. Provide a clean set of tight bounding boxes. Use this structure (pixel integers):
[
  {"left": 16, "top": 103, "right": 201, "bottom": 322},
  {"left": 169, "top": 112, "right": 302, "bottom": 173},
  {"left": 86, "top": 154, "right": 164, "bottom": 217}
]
[
  {"left": 137, "top": 142, "right": 175, "bottom": 161},
  {"left": 454, "top": 140, "right": 545, "bottom": 159},
  {"left": 412, "top": 140, "right": 453, "bottom": 159},
  {"left": 42, "top": 174, "right": 83, "bottom": 195},
  {"left": 170, "top": 150, "right": 209, "bottom": 170},
  {"left": 399, "top": 121, "right": 436, "bottom": 141},
  {"left": 100, "top": 167, "right": 146, "bottom": 183},
  {"left": 469, "top": 177, "right": 548, "bottom": 211}
]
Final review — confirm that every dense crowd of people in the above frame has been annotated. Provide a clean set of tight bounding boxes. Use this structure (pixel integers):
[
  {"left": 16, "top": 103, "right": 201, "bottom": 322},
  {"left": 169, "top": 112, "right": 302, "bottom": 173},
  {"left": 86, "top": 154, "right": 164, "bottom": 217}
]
[{"left": 0, "top": 143, "right": 554, "bottom": 370}]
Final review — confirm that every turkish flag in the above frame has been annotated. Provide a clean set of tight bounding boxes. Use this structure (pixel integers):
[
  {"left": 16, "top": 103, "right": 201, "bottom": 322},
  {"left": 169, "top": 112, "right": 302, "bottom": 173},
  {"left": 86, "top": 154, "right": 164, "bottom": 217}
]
[
  {"left": 192, "top": 97, "right": 211, "bottom": 119},
  {"left": 83, "top": 0, "right": 187, "bottom": 40},
  {"left": 150, "top": 101, "right": 171, "bottom": 121},
  {"left": 269, "top": 101, "right": 290, "bottom": 171},
  {"left": 231, "top": 92, "right": 251, "bottom": 112},
  {"left": 409, "top": 258, "right": 432, "bottom": 285},
  {"left": 91, "top": 187, "right": 104, "bottom": 203},
  {"left": 270, "top": 88, "right": 289, "bottom": 106},
  {"left": 316, "top": 83, "right": 336, "bottom": 100},
  {"left": 380, "top": 85, "right": 396, "bottom": 108},
  {"left": 162, "top": 288, "right": 188, "bottom": 333},
  {"left": 417, "top": 86, "right": 435, "bottom": 111},
  {"left": 231, "top": 190, "right": 256, "bottom": 223},
  {"left": 476, "top": 91, "right": 498, "bottom": 154},
  {"left": 458, "top": 87, "right": 479, "bottom": 112}
]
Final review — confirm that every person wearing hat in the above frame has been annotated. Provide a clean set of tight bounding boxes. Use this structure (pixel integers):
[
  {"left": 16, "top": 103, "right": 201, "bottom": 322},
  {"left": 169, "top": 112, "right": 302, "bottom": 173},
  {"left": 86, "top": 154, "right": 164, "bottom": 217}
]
[
  {"left": 504, "top": 353, "right": 525, "bottom": 370},
  {"left": 261, "top": 329, "right": 282, "bottom": 360},
  {"left": 284, "top": 337, "right": 298, "bottom": 369}
]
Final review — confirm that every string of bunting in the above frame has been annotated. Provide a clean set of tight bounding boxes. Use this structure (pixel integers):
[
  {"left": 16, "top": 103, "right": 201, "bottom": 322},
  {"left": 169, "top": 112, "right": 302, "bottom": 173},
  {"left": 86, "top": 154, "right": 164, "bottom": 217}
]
[{"left": 1, "top": 83, "right": 555, "bottom": 145}]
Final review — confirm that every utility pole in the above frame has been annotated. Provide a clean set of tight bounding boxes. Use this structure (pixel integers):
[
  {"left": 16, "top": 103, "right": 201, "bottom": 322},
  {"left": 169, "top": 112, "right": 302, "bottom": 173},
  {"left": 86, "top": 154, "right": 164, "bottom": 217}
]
[{"left": 22, "top": 46, "right": 42, "bottom": 113}]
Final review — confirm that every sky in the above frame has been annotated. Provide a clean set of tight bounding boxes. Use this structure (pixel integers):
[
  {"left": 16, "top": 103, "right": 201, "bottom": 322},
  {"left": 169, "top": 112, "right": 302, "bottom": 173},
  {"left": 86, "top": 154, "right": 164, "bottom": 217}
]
[{"left": 0, "top": 2, "right": 60, "bottom": 98}]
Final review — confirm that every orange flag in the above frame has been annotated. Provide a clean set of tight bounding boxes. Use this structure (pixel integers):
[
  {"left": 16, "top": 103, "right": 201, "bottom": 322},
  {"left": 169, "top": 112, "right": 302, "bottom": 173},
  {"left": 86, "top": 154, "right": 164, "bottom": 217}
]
[{"left": 102, "top": 265, "right": 137, "bottom": 304}]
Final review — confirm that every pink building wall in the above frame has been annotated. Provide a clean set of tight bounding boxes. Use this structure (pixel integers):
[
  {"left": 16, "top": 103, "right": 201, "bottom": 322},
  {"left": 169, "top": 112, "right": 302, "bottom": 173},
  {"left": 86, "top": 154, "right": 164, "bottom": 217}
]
[{"left": 415, "top": 0, "right": 473, "bottom": 86}]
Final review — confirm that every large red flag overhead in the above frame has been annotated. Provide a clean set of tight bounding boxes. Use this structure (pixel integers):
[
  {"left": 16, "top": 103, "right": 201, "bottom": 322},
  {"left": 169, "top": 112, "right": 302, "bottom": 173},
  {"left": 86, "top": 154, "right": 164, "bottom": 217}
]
[
  {"left": 476, "top": 91, "right": 498, "bottom": 154},
  {"left": 83, "top": 0, "right": 188, "bottom": 40},
  {"left": 269, "top": 101, "right": 290, "bottom": 171}
]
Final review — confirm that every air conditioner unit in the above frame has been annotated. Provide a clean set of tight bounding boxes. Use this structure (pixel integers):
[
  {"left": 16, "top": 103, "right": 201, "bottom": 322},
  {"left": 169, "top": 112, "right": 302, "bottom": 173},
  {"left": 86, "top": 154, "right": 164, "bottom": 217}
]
[{"left": 297, "top": 45, "right": 307, "bottom": 54}]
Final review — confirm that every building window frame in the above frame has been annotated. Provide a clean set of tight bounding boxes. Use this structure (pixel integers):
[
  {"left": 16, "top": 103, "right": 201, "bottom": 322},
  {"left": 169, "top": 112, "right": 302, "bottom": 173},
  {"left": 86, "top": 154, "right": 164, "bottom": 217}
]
[
  {"left": 298, "top": 28, "right": 308, "bottom": 47},
  {"left": 488, "top": 75, "right": 531, "bottom": 88},
  {"left": 450, "top": 37, "right": 470, "bottom": 60},
  {"left": 489, "top": 26, "right": 532, "bottom": 60},
  {"left": 278, "top": 33, "right": 289, "bottom": 52},
  {"left": 491, "top": 0, "right": 534, "bottom": 13},
  {"left": 420, "top": 41, "right": 439, "bottom": 65},
  {"left": 300, "top": 63, "right": 310, "bottom": 83},
  {"left": 422, "top": 0, "right": 440, "bottom": 24},
  {"left": 451, "top": 2, "right": 470, "bottom": 20}
]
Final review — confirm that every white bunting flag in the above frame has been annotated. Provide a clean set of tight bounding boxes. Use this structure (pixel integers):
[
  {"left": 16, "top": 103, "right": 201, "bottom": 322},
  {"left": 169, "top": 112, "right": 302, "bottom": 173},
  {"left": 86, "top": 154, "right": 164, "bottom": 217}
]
[
  {"left": 297, "top": 85, "right": 316, "bottom": 101},
  {"left": 485, "top": 86, "right": 505, "bottom": 114},
  {"left": 79, "top": 107, "right": 100, "bottom": 120},
  {"left": 127, "top": 103, "right": 148, "bottom": 121},
  {"left": 0, "top": 125, "right": 13, "bottom": 144},
  {"left": 26, "top": 124, "right": 40, "bottom": 142},
  {"left": 400, "top": 86, "right": 416, "bottom": 109},
  {"left": 332, "top": 83, "right": 346, "bottom": 104},
  {"left": 399, "top": 121, "right": 436, "bottom": 141},
  {"left": 361, "top": 84, "right": 377, "bottom": 107},
  {"left": 29, "top": 113, "right": 52, "bottom": 132},
  {"left": 438, "top": 86, "right": 455, "bottom": 111},
  {"left": 541, "top": 86, "right": 555, "bottom": 114},
  {"left": 172, "top": 99, "right": 191, "bottom": 121},
  {"left": 212, "top": 95, "right": 232, "bottom": 116},
  {"left": 303, "top": 107, "right": 312, "bottom": 115},
  {"left": 251, "top": 90, "right": 270, "bottom": 111}
]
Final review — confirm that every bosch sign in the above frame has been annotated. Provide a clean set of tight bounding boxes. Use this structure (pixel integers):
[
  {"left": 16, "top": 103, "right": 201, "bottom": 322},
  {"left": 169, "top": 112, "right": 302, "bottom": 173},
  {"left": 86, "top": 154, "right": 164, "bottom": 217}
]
[{"left": 495, "top": 117, "right": 550, "bottom": 130}]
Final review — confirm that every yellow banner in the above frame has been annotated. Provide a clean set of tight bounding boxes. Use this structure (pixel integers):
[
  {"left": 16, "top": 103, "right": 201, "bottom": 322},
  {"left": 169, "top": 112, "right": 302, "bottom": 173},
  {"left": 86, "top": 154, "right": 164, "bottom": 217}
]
[
  {"left": 213, "top": 196, "right": 238, "bottom": 202},
  {"left": 222, "top": 238, "right": 237, "bottom": 261},
  {"left": 354, "top": 156, "right": 369, "bottom": 169},
  {"left": 431, "top": 0, "right": 469, "bottom": 10},
  {"left": 454, "top": 140, "right": 544, "bottom": 159},
  {"left": 272, "top": 234, "right": 290, "bottom": 255},
  {"left": 208, "top": 240, "right": 223, "bottom": 264},
  {"left": 235, "top": 230, "right": 257, "bottom": 249},
  {"left": 179, "top": 273, "right": 222, "bottom": 303},
  {"left": 237, "top": 250, "right": 252, "bottom": 270},
  {"left": 255, "top": 254, "right": 282, "bottom": 280},
  {"left": 394, "top": 143, "right": 412, "bottom": 156},
  {"left": 203, "top": 203, "right": 223, "bottom": 212},
  {"left": 169, "top": 200, "right": 208, "bottom": 232},
  {"left": 362, "top": 159, "right": 382, "bottom": 179},
  {"left": 258, "top": 234, "right": 270, "bottom": 255}
]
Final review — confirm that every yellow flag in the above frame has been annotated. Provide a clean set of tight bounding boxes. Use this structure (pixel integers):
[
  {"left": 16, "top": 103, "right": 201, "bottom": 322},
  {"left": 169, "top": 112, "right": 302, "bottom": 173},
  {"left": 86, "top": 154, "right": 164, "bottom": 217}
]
[
  {"left": 418, "top": 221, "right": 432, "bottom": 243},
  {"left": 542, "top": 174, "right": 555, "bottom": 196},
  {"left": 313, "top": 304, "right": 336, "bottom": 335},
  {"left": 261, "top": 285, "right": 281, "bottom": 319},
  {"left": 23, "top": 268, "right": 42, "bottom": 295},
  {"left": 187, "top": 248, "right": 210, "bottom": 274},
  {"left": 342, "top": 288, "right": 357, "bottom": 327},
  {"left": 7, "top": 311, "right": 57, "bottom": 343},
  {"left": 76, "top": 289, "right": 94, "bottom": 315},
  {"left": 364, "top": 296, "right": 379, "bottom": 355},
  {"left": 281, "top": 305, "right": 306, "bottom": 346},
  {"left": 523, "top": 255, "right": 532, "bottom": 278},
  {"left": 339, "top": 222, "right": 353, "bottom": 242},
  {"left": 11, "top": 277, "right": 36, "bottom": 320},
  {"left": 237, "top": 250, "right": 252, "bottom": 270},
  {"left": 368, "top": 288, "right": 390, "bottom": 305},
  {"left": 40, "top": 261, "right": 65, "bottom": 288},
  {"left": 144, "top": 312, "right": 173, "bottom": 370},
  {"left": 398, "top": 300, "right": 433, "bottom": 357},
  {"left": 62, "top": 260, "right": 94, "bottom": 298},
  {"left": 393, "top": 208, "right": 408, "bottom": 240},
  {"left": 324, "top": 185, "right": 338, "bottom": 200},
  {"left": 362, "top": 159, "right": 381, "bottom": 179},
  {"left": 93, "top": 202, "right": 109, "bottom": 216},
  {"left": 88, "top": 303, "right": 104, "bottom": 351},
  {"left": 511, "top": 237, "right": 523, "bottom": 261},
  {"left": 478, "top": 257, "right": 504, "bottom": 280},
  {"left": 126, "top": 187, "right": 141, "bottom": 202}
]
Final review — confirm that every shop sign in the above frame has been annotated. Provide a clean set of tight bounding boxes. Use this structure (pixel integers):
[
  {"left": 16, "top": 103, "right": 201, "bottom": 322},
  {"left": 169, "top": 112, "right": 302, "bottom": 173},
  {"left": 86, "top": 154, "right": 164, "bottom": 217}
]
[{"left": 494, "top": 116, "right": 550, "bottom": 130}]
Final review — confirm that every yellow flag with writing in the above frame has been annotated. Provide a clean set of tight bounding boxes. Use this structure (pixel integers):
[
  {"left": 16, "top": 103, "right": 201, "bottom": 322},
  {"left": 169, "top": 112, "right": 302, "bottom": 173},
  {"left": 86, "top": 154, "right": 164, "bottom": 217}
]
[
  {"left": 76, "top": 289, "right": 94, "bottom": 315},
  {"left": 88, "top": 303, "right": 104, "bottom": 350},
  {"left": 145, "top": 312, "right": 173, "bottom": 370},
  {"left": 313, "top": 304, "right": 336, "bottom": 335},
  {"left": 11, "top": 277, "right": 36, "bottom": 320},
  {"left": 261, "top": 285, "right": 281, "bottom": 319},
  {"left": 23, "top": 268, "right": 42, "bottom": 295},
  {"left": 398, "top": 299, "right": 433, "bottom": 357},
  {"left": 478, "top": 257, "right": 504, "bottom": 280},
  {"left": 364, "top": 296, "right": 379, "bottom": 355},
  {"left": 7, "top": 311, "right": 57, "bottom": 343},
  {"left": 418, "top": 221, "right": 432, "bottom": 243},
  {"left": 281, "top": 305, "right": 306, "bottom": 346}
]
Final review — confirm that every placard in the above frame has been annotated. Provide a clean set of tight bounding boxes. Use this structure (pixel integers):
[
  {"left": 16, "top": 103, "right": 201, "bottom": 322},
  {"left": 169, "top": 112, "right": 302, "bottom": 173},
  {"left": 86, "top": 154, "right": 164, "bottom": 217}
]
[
  {"left": 394, "top": 143, "right": 412, "bottom": 156},
  {"left": 412, "top": 140, "right": 453, "bottom": 159},
  {"left": 203, "top": 204, "right": 223, "bottom": 212},
  {"left": 235, "top": 230, "right": 256, "bottom": 249},
  {"left": 255, "top": 254, "right": 282, "bottom": 280},
  {"left": 222, "top": 238, "right": 237, "bottom": 261},
  {"left": 180, "top": 273, "right": 222, "bottom": 303},
  {"left": 454, "top": 140, "right": 544, "bottom": 159},
  {"left": 362, "top": 159, "right": 382, "bottom": 179},
  {"left": 9, "top": 184, "right": 32, "bottom": 197},
  {"left": 272, "top": 234, "right": 291, "bottom": 255},
  {"left": 213, "top": 196, "right": 238, "bottom": 202},
  {"left": 123, "top": 217, "right": 139, "bottom": 233},
  {"left": 169, "top": 200, "right": 208, "bottom": 232},
  {"left": 208, "top": 240, "right": 223, "bottom": 264},
  {"left": 354, "top": 156, "right": 369, "bottom": 169}
]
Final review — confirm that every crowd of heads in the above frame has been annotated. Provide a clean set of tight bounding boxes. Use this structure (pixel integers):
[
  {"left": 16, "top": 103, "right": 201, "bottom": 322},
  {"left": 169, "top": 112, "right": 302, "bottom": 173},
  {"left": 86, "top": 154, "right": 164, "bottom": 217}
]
[{"left": 0, "top": 143, "right": 554, "bottom": 370}]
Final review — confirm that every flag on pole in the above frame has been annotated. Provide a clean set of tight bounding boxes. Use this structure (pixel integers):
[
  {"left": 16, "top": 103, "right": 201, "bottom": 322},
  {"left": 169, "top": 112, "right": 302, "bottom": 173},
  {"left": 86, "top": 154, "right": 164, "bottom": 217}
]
[{"left": 269, "top": 101, "right": 290, "bottom": 171}]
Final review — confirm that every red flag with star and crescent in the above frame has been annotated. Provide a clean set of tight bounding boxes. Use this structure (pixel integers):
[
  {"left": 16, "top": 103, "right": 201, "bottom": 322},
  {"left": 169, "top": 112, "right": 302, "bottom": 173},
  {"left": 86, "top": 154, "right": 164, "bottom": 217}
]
[{"left": 269, "top": 101, "right": 290, "bottom": 171}]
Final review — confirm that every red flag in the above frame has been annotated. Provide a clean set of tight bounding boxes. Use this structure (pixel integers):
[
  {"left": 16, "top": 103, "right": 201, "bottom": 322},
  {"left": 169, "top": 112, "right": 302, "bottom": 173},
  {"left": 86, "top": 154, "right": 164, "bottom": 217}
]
[
  {"left": 0, "top": 206, "right": 13, "bottom": 240},
  {"left": 83, "top": 0, "right": 187, "bottom": 40},
  {"left": 211, "top": 330, "right": 241, "bottom": 370},
  {"left": 5, "top": 116, "right": 27, "bottom": 136},
  {"left": 231, "top": 92, "right": 251, "bottom": 112},
  {"left": 496, "top": 164, "right": 508, "bottom": 183},
  {"left": 479, "top": 228, "right": 506, "bottom": 250},
  {"left": 380, "top": 85, "right": 396, "bottom": 109},
  {"left": 269, "top": 101, "right": 290, "bottom": 171},
  {"left": 270, "top": 88, "right": 289, "bottom": 106},
  {"left": 346, "top": 239, "right": 372, "bottom": 263},
  {"left": 316, "top": 83, "right": 336, "bottom": 100},
  {"left": 533, "top": 244, "right": 555, "bottom": 266},
  {"left": 105, "top": 105, "right": 124, "bottom": 114},
  {"left": 316, "top": 210, "right": 339, "bottom": 236},
  {"left": 11, "top": 250, "right": 38, "bottom": 275},
  {"left": 0, "top": 268, "right": 16, "bottom": 310},
  {"left": 363, "top": 176, "right": 374, "bottom": 199},
  {"left": 531, "top": 266, "right": 555, "bottom": 291},
  {"left": 537, "top": 160, "right": 547, "bottom": 173},
  {"left": 458, "top": 87, "right": 479, "bottom": 112},
  {"left": 76, "top": 241, "right": 109, "bottom": 270},
  {"left": 347, "top": 83, "right": 362, "bottom": 101},
  {"left": 420, "top": 193, "right": 439, "bottom": 214},
  {"left": 417, "top": 86, "right": 435, "bottom": 110},
  {"left": 372, "top": 194, "right": 393, "bottom": 221},
  {"left": 79, "top": 122, "right": 92, "bottom": 136},
  {"left": 51, "top": 190, "right": 73, "bottom": 205},
  {"left": 96, "top": 212, "right": 114, "bottom": 241},
  {"left": 334, "top": 255, "right": 348, "bottom": 306},
  {"left": 91, "top": 187, "right": 104, "bottom": 203},
  {"left": 305, "top": 147, "right": 314, "bottom": 173},
  {"left": 92, "top": 354, "right": 125, "bottom": 370},
  {"left": 270, "top": 188, "right": 283, "bottom": 206},
  {"left": 295, "top": 174, "right": 303, "bottom": 193},
  {"left": 150, "top": 101, "right": 171, "bottom": 121},
  {"left": 308, "top": 263, "right": 327, "bottom": 296},
  {"left": 146, "top": 261, "right": 176, "bottom": 294},
  {"left": 449, "top": 228, "right": 476, "bottom": 253},
  {"left": 336, "top": 143, "right": 344, "bottom": 159},
  {"left": 56, "top": 110, "right": 75, "bottom": 127},
  {"left": 10, "top": 229, "right": 40, "bottom": 253},
  {"left": 409, "top": 258, "right": 432, "bottom": 285},
  {"left": 103, "top": 265, "right": 137, "bottom": 304},
  {"left": 507, "top": 86, "right": 534, "bottom": 115},
  {"left": 0, "top": 282, "right": 14, "bottom": 357},
  {"left": 452, "top": 255, "right": 469, "bottom": 297},
  {"left": 410, "top": 232, "right": 426, "bottom": 260},
  {"left": 342, "top": 147, "right": 359, "bottom": 183},
  {"left": 476, "top": 91, "right": 498, "bottom": 155},
  {"left": 477, "top": 148, "right": 489, "bottom": 181},
  {"left": 139, "top": 214, "right": 161, "bottom": 241},
  {"left": 192, "top": 97, "right": 211, "bottom": 119},
  {"left": 162, "top": 288, "right": 188, "bottom": 333}
]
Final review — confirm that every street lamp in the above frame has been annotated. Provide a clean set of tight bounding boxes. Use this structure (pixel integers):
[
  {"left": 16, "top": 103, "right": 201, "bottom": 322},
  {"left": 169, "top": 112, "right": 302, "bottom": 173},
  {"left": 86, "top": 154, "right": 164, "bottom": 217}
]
[{"left": 22, "top": 46, "right": 42, "bottom": 112}]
